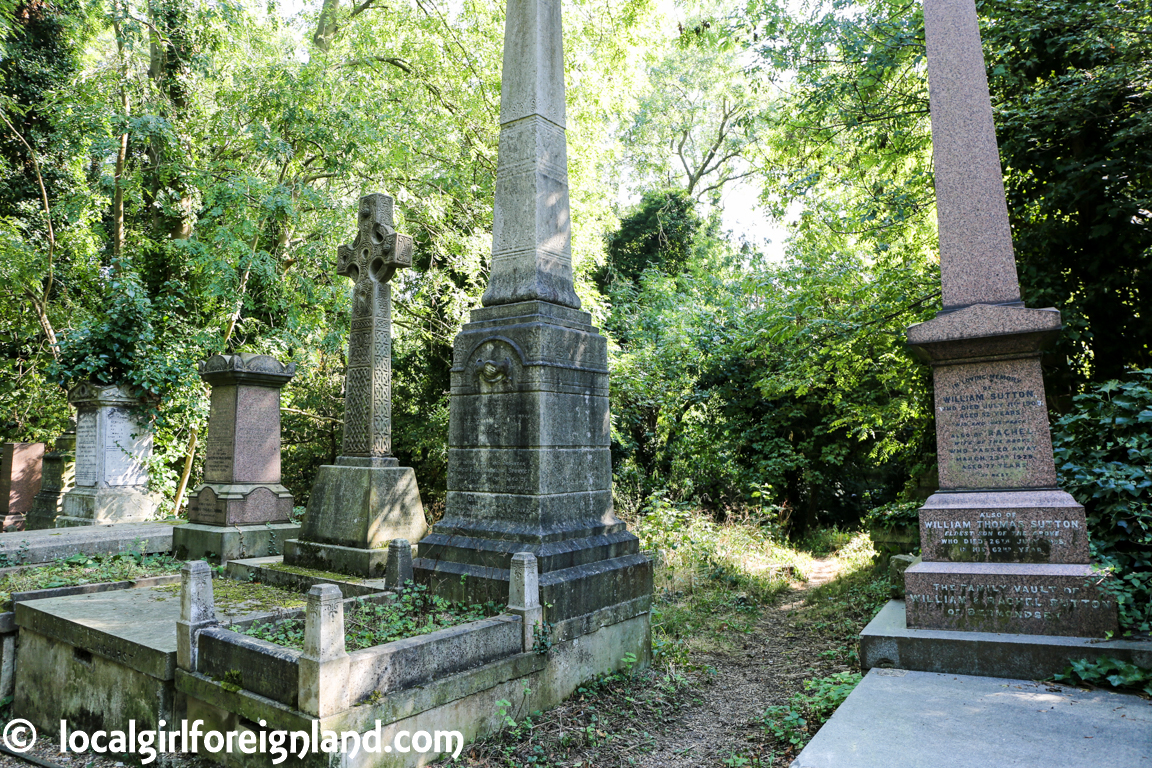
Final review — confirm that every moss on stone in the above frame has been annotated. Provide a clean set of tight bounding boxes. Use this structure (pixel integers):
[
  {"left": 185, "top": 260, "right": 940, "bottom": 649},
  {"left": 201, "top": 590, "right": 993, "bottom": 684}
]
[{"left": 266, "top": 562, "right": 364, "bottom": 584}]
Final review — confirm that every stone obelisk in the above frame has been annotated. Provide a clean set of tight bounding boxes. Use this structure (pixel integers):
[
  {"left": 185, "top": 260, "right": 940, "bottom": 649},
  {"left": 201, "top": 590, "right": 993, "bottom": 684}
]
[
  {"left": 283, "top": 193, "right": 427, "bottom": 578},
  {"left": 901, "top": 0, "right": 1115, "bottom": 638},
  {"left": 413, "top": 0, "right": 652, "bottom": 624}
]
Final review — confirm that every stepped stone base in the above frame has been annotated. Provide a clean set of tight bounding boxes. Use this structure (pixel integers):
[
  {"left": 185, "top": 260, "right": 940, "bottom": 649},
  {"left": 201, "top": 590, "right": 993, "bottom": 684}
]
[
  {"left": 861, "top": 600, "right": 1151, "bottom": 680},
  {"left": 905, "top": 561, "right": 1117, "bottom": 637},
  {"left": 282, "top": 538, "right": 391, "bottom": 579},
  {"left": 57, "top": 485, "right": 160, "bottom": 526},
  {"left": 173, "top": 522, "right": 300, "bottom": 564}
]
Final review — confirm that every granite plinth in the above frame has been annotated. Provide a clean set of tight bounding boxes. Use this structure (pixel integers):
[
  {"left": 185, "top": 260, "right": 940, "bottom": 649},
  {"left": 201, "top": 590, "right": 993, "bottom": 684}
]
[
  {"left": 919, "top": 489, "right": 1088, "bottom": 563},
  {"left": 0, "top": 442, "right": 44, "bottom": 531},
  {"left": 187, "top": 482, "right": 294, "bottom": 526},
  {"left": 172, "top": 522, "right": 300, "bottom": 563},
  {"left": 190, "top": 354, "right": 294, "bottom": 528},
  {"left": 860, "top": 600, "right": 1151, "bottom": 679},
  {"left": 904, "top": 561, "right": 1117, "bottom": 637}
]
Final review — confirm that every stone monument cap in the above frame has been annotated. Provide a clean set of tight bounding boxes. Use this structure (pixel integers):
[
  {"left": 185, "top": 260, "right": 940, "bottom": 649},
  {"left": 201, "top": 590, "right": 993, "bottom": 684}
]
[{"left": 198, "top": 353, "right": 296, "bottom": 388}]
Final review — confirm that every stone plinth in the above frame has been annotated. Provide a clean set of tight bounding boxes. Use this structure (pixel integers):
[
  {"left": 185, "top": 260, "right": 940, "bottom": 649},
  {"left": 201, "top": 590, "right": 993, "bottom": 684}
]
[
  {"left": 58, "top": 383, "right": 159, "bottom": 526},
  {"left": 26, "top": 426, "right": 75, "bottom": 530},
  {"left": 904, "top": 562, "right": 1118, "bottom": 637},
  {"left": 0, "top": 442, "right": 45, "bottom": 531},
  {"left": 283, "top": 463, "right": 426, "bottom": 578},
  {"left": 414, "top": 302, "right": 652, "bottom": 622},
  {"left": 919, "top": 490, "right": 1089, "bottom": 564},
  {"left": 174, "top": 354, "right": 298, "bottom": 563}
]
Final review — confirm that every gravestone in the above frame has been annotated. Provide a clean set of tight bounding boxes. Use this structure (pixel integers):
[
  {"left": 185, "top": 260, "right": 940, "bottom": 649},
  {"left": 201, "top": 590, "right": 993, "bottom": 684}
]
[
  {"left": 902, "top": 0, "right": 1115, "bottom": 637},
  {"left": 25, "top": 423, "right": 76, "bottom": 530},
  {"left": 282, "top": 193, "right": 427, "bottom": 578},
  {"left": 58, "top": 383, "right": 160, "bottom": 526},
  {"left": 413, "top": 0, "right": 652, "bottom": 623},
  {"left": 173, "top": 354, "right": 300, "bottom": 562},
  {"left": 0, "top": 442, "right": 45, "bottom": 531}
]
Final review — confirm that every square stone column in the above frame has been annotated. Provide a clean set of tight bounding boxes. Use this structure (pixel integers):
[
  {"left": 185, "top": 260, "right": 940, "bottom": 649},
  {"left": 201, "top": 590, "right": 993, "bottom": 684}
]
[
  {"left": 0, "top": 442, "right": 45, "bottom": 531},
  {"left": 57, "top": 382, "right": 159, "bottom": 526},
  {"left": 26, "top": 425, "right": 75, "bottom": 530},
  {"left": 174, "top": 354, "right": 300, "bottom": 563}
]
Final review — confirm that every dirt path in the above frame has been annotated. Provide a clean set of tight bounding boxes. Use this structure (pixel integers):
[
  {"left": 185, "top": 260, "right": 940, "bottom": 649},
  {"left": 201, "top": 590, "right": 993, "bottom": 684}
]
[{"left": 636, "top": 557, "right": 845, "bottom": 767}]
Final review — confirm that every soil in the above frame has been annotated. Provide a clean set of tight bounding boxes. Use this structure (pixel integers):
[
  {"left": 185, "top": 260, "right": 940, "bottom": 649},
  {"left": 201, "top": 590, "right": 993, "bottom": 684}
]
[{"left": 635, "top": 557, "right": 848, "bottom": 767}]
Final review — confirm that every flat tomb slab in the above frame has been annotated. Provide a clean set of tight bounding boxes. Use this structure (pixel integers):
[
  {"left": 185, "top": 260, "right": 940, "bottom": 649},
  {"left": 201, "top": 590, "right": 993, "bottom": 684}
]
[
  {"left": 905, "top": 561, "right": 1117, "bottom": 636},
  {"left": 0, "top": 522, "right": 175, "bottom": 565},
  {"left": 791, "top": 668, "right": 1152, "bottom": 768},
  {"left": 860, "top": 600, "right": 1151, "bottom": 680}
]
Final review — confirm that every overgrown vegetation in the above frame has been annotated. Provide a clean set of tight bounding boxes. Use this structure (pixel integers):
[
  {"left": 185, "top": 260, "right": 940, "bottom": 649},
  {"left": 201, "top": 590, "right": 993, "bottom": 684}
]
[
  {"left": 0, "top": 550, "right": 182, "bottom": 610},
  {"left": 1053, "top": 657, "right": 1152, "bottom": 698},
  {"left": 241, "top": 581, "right": 498, "bottom": 652},
  {"left": 757, "top": 671, "right": 862, "bottom": 752},
  {"left": 1051, "top": 371, "right": 1152, "bottom": 634}
]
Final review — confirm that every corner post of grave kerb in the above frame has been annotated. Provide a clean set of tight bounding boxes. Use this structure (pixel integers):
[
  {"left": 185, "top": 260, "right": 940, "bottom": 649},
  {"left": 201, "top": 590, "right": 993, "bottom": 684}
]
[
  {"left": 507, "top": 552, "right": 542, "bottom": 652},
  {"left": 299, "top": 583, "right": 349, "bottom": 717},
  {"left": 177, "top": 560, "right": 218, "bottom": 672},
  {"left": 385, "top": 538, "right": 413, "bottom": 587}
]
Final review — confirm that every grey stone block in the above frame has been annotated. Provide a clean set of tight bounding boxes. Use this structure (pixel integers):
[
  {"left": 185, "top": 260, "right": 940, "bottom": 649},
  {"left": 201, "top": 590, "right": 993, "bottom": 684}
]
[
  {"left": 295, "top": 464, "right": 426, "bottom": 550},
  {"left": 860, "top": 600, "right": 1151, "bottom": 679},
  {"left": 173, "top": 521, "right": 299, "bottom": 563},
  {"left": 791, "top": 668, "right": 1152, "bottom": 768}
]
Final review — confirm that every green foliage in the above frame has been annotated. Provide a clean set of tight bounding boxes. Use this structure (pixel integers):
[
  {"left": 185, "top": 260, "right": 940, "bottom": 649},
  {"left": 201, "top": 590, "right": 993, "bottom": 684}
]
[
  {"left": 1053, "top": 657, "right": 1152, "bottom": 697},
  {"left": 242, "top": 581, "right": 498, "bottom": 652},
  {"left": 983, "top": 0, "right": 1152, "bottom": 388},
  {"left": 1051, "top": 371, "right": 1152, "bottom": 633},
  {"left": 0, "top": 549, "right": 182, "bottom": 610},
  {"left": 608, "top": 238, "right": 936, "bottom": 536},
  {"left": 602, "top": 189, "right": 704, "bottom": 287},
  {"left": 862, "top": 499, "right": 922, "bottom": 530},
  {"left": 758, "top": 672, "right": 862, "bottom": 750}
]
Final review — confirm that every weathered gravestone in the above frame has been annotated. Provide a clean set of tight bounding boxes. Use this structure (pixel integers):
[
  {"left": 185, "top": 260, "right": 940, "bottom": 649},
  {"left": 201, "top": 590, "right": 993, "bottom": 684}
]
[
  {"left": 0, "top": 442, "right": 45, "bottom": 531},
  {"left": 902, "top": 0, "right": 1116, "bottom": 637},
  {"left": 173, "top": 354, "right": 300, "bottom": 562},
  {"left": 283, "top": 194, "right": 427, "bottom": 577},
  {"left": 25, "top": 423, "right": 76, "bottom": 530},
  {"left": 413, "top": 0, "right": 652, "bottom": 623},
  {"left": 58, "top": 383, "right": 160, "bottom": 526}
]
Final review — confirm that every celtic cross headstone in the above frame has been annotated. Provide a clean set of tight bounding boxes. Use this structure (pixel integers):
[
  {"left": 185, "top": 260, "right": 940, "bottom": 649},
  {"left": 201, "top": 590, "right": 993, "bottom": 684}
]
[
  {"left": 283, "top": 192, "right": 426, "bottom": 578},
  {"left": 336, "top": 193, "right": 413, "bottom": 463}
]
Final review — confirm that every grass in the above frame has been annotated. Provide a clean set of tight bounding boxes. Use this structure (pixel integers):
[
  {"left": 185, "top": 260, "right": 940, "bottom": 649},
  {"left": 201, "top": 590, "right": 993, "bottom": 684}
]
[
  {"left": 0, "top": 551, "right": 184, "bottom": 610},
  {"left": 239, "top": 581, "right": 500, "bottom": 651},
  {"left": 634, "top": 502, "right": 815, "bottom": 663}
]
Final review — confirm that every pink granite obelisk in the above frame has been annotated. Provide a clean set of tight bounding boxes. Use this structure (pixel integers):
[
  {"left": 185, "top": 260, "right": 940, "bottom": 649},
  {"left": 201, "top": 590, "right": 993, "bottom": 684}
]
[{"left": 901, "top": 0, "right": 1116, "bottom": 638}]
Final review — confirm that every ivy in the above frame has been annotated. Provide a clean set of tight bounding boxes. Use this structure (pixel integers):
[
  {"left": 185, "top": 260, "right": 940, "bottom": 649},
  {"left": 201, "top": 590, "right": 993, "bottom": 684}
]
[{"left": 1051, "top": 370, "right": 1152, "bottom": 634}]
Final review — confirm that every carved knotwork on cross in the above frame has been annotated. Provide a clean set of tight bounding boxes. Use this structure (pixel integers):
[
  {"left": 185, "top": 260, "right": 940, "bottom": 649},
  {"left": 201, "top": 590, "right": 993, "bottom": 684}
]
[{"left": 336, "top": 193, "right": 414, "bottom": 458}]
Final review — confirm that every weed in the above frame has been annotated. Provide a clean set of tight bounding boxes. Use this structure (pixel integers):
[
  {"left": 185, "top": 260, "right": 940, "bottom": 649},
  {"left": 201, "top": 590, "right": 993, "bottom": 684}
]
[
  {"left": 757, "top": 672, "right": 862, "bottom": 751},
  {"left": 1053, "top": 657, "right": 1152, "bottom": 696}
]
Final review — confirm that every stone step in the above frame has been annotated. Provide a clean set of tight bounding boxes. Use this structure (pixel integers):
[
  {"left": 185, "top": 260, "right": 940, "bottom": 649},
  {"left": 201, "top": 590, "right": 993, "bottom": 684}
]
[
  {"left": 860, "top": 600, "right": 1150, "bottom": 679},
  {"left": 905, "top": 561, "right": 1117, "bottom": 637}
]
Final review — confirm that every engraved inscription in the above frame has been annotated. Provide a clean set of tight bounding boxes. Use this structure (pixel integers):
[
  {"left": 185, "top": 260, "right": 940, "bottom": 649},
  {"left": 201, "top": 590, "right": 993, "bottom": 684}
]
[
  {"left": 75, "top": 410, "right": 98, "bottom": 487},
  {"left": 935, "top": 361, "right": 1057, "bottom": 489},
  {"left": 906, "top": 581, "right": 1111, "bottom": 625},
  {"left": 104, "top": 408, "right": 149, "bottom": 485}
]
